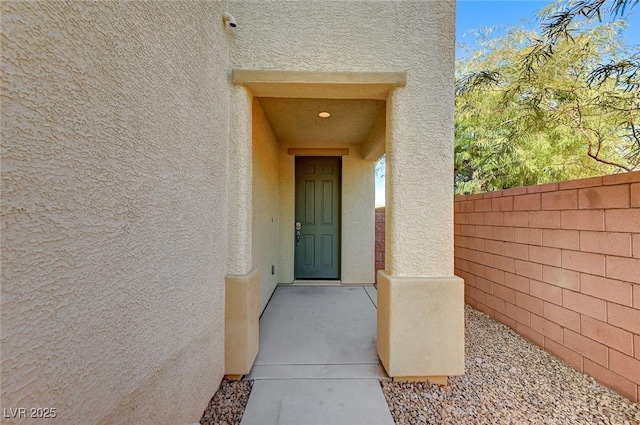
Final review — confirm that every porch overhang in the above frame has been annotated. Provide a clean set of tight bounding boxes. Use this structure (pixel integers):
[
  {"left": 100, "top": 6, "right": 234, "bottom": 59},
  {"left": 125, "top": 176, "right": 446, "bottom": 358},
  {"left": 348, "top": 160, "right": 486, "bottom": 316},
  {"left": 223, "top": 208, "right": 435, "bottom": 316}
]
[
  {"left": 228, "top": 64, "right": 463, "bottom": 383},
  {"left": 232, "top": 70, "right": 404, "bottom": 159},
  {"left": 231, "top": 70, "right": 406, "bottom": 100}
]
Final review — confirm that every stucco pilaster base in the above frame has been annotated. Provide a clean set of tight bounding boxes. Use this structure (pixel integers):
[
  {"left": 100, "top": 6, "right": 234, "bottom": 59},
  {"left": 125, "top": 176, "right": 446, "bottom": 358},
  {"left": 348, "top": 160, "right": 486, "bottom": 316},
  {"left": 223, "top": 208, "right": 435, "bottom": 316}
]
[
  {"left": 377, "top": 271, "right": 465, "bottom": 380},
  {"left": 224, "top": 268, "right": 259, "bottom": 377}
]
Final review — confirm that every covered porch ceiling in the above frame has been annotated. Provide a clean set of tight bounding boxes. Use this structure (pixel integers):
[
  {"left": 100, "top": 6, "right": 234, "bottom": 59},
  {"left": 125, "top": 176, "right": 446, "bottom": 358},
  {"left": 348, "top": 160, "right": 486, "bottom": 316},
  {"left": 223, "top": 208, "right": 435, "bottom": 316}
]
[
  {"left": 232, "top": 70, "right": 407, "bottom": 159},
  {"left": 256, "top": 97, "right": 384, "bottom": 146}
]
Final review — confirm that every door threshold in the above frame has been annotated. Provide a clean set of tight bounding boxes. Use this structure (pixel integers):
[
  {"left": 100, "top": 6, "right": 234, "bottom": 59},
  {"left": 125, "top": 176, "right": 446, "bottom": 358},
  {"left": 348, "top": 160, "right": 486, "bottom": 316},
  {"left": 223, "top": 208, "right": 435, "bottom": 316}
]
[{"left": 288, "top": 280, "right": 343, "bottom": 286}]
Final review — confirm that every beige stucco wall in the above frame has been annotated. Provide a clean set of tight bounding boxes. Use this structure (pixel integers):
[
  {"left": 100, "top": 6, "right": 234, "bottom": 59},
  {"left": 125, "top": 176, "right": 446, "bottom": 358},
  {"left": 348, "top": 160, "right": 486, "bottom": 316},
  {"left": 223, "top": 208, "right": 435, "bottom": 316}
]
[
  {"left": 225, "top": 269, "right": 260, "bottom": 377},
  {"left": 228, "top": 86, "right": 254, "bottom": 275},
  {"left": 228, "top": 0, "right": 461, "bottom": 378},
  {"left": 276, "top": 143, "right": 376, "bottom": 284},
  {"left": 252, "top": 101, "right": 280, "bottom": 312},
  {"left": 229, "top": 0, "right": 456, "bottom": 278},
  {"left": 1, "top": 2, "right": 229, "bottom": 423},
  {"left": 341, "top": 151, "right": 376, "bottom": 284},
  {"left": 2, "top": 2, "right": 459, "bottom": 419}
]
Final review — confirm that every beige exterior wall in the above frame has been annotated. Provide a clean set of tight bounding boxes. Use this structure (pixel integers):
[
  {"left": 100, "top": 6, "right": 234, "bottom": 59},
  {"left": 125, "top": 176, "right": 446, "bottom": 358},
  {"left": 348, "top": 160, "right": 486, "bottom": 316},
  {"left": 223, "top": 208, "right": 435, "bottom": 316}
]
[
  {"left": 1, "top": 2, "right": 229, "bottom": 423},
  {"left": 277, "top": 143, "right": 376, "bottom": 284},
  {"left": 278, "top": 148, "right": 296, "bottom": 282},
  {"left": 3, "top": 1, "right": 460, "bottom": 420},
  {"left": 342, "top": 152, "right": 376, "bottom": 284},
  {"left": 385, "top": 84, "right": 456, "bottom": 277},
  {"left": 229, "top": 0, "right": 456, "bottom": 276},
  {"left": 377, "top": 272, "right": 465, "bottom": 378},
  {"left": 252, "top": 101, "right": 280, "bottom": 312},
  {"left": 230, "top": 0, "right": 462, "bottom": 379},
  {"left": 225, "top": 270, "right": 260, "bottom": 377},
  {"left": 228, "top": 86, "right": 254, "bottom": 276}
]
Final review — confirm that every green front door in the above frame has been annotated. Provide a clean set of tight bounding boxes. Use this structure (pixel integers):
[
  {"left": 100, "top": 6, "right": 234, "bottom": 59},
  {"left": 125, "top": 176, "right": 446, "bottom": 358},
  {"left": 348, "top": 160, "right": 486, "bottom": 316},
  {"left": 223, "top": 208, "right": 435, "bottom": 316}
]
[{"left": 294, "top": 157, "right": 341, "bottom": 279}]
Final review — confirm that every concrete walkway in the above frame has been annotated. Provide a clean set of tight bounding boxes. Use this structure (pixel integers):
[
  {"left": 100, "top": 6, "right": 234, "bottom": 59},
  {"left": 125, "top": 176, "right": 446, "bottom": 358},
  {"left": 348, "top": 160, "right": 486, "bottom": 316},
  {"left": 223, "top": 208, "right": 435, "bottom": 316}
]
[{"left": 240, "top": 285, "right": 394, "bottom": 425}]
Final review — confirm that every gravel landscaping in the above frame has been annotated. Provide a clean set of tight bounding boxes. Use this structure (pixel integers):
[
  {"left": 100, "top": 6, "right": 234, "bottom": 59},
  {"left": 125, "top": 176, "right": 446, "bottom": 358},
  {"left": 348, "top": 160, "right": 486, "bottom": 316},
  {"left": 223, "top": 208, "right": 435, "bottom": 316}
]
[
  {"left": 200, "top": 379, "right": 252, "bottom": 425},
  {"left": 200, "top": 305, "right": 639, "bottom": 425},
  {"left": 382, "top": 305, "right": 640, "bottom": 425}
]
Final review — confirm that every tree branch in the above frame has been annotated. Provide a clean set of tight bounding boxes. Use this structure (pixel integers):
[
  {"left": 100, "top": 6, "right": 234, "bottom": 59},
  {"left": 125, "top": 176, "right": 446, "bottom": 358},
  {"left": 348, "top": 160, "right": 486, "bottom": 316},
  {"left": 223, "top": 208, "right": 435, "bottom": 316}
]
[{"left": 573, "top": 97, "right": 634, "bottom": 171}]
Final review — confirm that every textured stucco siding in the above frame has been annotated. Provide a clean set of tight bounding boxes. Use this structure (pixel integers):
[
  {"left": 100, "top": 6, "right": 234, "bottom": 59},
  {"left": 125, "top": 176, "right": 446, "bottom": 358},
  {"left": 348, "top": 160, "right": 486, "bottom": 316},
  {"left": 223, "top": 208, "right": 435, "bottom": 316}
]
[
  {"left": 252, "top": 101, "right": 280, "bottom": 313},
  {"left": 1, "top": 2, "right": 229, "bottom": 423},
  {"left": 278, "top": 147, "right": 296, "bottom": 282},
  {"left": 227, "top": 86, "right": 254, "bottom": 275},
  {"left": 341, "top": 152, "right": 376, "bottom": 284},
  {"left": 230, "top": 0, "right": 456, "bottom": 278}
]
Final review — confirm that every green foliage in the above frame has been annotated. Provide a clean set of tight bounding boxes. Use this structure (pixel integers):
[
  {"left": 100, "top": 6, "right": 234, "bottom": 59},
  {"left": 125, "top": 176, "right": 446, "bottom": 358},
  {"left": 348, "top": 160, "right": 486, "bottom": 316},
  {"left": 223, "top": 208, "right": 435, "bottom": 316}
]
[
  {"left": 455, "top": 0, "right": 639, "bottom": 194},
  {"left": 538, "top": 0, "right": 639, "bottom": 45}
]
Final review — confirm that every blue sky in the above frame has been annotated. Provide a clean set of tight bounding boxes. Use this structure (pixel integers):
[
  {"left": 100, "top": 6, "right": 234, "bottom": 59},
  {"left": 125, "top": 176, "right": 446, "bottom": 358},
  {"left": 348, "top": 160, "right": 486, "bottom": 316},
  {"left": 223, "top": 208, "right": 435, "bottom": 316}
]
[
  {"left": 457, "top": 0, "right": 640, "bottom": 54},
  {"left": 457, "top": 0, "right": 547, "bottom": 52},
  {"left": 375, "top": 0, "right": 639, "bottom": 206}
]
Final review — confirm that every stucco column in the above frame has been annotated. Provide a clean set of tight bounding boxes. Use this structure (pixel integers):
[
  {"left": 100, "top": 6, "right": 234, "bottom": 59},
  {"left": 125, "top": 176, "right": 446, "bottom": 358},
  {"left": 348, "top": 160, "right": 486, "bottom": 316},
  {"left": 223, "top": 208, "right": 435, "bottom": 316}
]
[
  {"left": 225, "top": 86, "right": 259, "bottom": 377},
  {"left": 227, "top": 86, "right": 253, "bottom": 276},
  {"left": 377, "top": 34, "right": 464, "bottom": 382}
]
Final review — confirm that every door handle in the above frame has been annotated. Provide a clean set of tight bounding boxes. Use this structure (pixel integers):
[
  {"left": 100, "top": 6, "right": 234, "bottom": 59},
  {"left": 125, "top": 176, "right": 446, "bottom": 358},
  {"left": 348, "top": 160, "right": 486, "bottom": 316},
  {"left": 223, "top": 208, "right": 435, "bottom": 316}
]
[{"left": 295, "top": 222, "right": 301, "bottom": 246}]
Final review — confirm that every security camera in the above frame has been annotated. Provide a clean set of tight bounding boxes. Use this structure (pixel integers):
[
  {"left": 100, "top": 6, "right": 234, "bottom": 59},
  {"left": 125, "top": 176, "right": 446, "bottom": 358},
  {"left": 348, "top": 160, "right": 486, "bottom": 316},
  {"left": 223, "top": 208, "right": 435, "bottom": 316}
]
[{"left": 222, "top": 12, "right": 237, "bottom": 28}]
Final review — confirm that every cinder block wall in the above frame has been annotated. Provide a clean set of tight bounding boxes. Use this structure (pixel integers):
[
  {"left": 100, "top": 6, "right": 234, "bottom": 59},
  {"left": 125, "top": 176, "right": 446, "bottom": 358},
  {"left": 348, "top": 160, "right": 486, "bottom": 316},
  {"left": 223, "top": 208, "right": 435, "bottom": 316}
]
[
  {"left": 454, "top": 172, "right": 640, "bottom": 402},
  {"left": 375, "top": 207, "right": 386, "bottom": 278},
  {"left": 375, "top": 172, "right": 640, "bottom": 402}
]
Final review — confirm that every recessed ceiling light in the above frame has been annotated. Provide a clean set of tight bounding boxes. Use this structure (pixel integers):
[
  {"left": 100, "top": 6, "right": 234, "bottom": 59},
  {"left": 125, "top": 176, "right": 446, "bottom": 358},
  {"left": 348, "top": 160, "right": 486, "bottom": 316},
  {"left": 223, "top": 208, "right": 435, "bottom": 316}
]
[{"left": 318, "top": 111, "right": 330, "bottom": 118}]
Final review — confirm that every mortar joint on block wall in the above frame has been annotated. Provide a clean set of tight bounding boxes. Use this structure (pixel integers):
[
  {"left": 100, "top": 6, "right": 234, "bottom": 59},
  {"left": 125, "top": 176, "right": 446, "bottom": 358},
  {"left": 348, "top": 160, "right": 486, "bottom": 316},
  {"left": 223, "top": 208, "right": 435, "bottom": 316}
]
[{"left": 452, "top": 172, "right": 640, "bottom": 403}]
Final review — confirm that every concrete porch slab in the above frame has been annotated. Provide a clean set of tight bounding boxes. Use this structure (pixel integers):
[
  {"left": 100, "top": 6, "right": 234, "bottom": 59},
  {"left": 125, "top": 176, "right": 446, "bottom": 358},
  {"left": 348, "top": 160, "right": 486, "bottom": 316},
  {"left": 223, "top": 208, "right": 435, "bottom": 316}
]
[
  {"left": 240, "top": 286, "right": 392, "bottom": 425},
  {"left": 254, "top": 286, "right": 379, "bottom": 366},
  {"left": 239, "top": 379, "right": 394, "bottom": 425}
]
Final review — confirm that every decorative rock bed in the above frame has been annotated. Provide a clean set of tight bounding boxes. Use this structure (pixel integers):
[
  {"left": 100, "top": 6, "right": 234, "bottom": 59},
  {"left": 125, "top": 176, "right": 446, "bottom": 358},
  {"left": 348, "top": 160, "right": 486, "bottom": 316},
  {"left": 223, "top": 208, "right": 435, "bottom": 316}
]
[
  {"left": 201, "top": 306, "right": 639, "bottom": 424},
  {"left": 200, "top": 379, "right": 252, "bottom": 425},
  {"left": 381, "top": 306, "right": 640, "bottom": 425}
]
